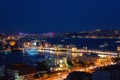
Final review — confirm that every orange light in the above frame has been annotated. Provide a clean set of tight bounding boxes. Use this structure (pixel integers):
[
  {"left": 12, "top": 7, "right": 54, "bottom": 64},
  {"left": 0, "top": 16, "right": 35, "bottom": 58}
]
[
  {"left": 9, "top": 41, "right": 16, "bottom": 46},
  {"left": 117, "top": 46, "right": 120, "bottom": 51}
]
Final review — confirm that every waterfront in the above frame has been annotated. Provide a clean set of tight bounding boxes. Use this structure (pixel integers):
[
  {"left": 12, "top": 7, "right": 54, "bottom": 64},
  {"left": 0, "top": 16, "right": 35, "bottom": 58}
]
[
  {"left": 1, "top": 0, "right": 120, "bottom": 79},
  {"left": 46, "top": 38, "right": 120, "bottom": 51},
  {"left": 0, "top": 38, "right": 119, "bottom": 66}
]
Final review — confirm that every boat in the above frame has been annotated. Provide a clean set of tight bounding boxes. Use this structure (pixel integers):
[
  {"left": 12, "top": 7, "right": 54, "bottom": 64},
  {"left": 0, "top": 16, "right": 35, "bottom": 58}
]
[
  {"left": 61, "top": 39, "right": 65, "bottom": 42},
  {"left": 115, "top": 41, "right": 120, "bottom": 43},
  {"left": 99, "top": 42, "right": 108, "bottom": 48}
]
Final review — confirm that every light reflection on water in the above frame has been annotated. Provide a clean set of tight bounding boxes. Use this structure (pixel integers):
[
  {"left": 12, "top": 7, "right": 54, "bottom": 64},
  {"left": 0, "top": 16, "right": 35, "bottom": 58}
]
[
  {"left": 0, "top": 38, "right": 120, "bottom": 66},
  {"left": 0, "top": 50, "right": 70, "bottom": 66}
]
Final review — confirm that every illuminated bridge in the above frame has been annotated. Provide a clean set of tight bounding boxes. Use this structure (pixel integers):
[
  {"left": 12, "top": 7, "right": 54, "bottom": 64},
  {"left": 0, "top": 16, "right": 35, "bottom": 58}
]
[{"left": 38, "top": 47, "right": 118, "bottom": 57}]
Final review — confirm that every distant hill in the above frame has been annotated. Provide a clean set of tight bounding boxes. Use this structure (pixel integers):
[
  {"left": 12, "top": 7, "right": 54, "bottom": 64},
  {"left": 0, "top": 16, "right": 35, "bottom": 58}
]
[{"left": 59, "top": 29, "right": 120, "bottom": 38}]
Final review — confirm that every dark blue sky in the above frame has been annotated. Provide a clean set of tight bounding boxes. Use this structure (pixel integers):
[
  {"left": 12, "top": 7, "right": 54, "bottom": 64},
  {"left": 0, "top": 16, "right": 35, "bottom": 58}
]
[{"left": 0, "top": 0, "right": 120, "bottom": 33}]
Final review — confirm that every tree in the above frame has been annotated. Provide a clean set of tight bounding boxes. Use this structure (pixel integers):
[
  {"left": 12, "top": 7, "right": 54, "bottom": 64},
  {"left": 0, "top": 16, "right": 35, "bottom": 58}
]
[
  {"left": 67, "top": 60, "right": 73, "bottom": 68},
  {"left": 36, "top": 61, "right": 49, "bottom": 71}
]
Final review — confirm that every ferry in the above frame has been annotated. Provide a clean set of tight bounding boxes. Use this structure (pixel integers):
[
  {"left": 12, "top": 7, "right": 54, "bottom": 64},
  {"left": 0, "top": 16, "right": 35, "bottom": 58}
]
[
  {"left": 61, "top": 39, "right": 65, "bottom": 42},
  {"left": 115, "top": 41, "right": 120, "bottom": 43},
  {"left": 99, "top": 42, "right": 108, "bottom": 48}
]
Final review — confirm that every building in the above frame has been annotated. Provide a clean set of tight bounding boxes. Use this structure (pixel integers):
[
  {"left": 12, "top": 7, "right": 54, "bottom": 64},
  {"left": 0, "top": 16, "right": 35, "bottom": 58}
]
[
  {"left": 6, "top": 63, "right": 37, "bottom": 80},
  {"left": 78, "top": 53, "right": 100, "bottom": 65},
  {"left": 48, "top": 57, "right": 68, "bottom": 71},
  {"left": 78, "top": 53, "right": 111, "bottom": 66},
  {"left": 92, "top": 65, "right": 120, "bottom": 80}
]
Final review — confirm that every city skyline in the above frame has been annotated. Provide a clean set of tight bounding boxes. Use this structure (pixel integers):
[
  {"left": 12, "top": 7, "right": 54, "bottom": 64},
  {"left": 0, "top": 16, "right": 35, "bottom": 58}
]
[
  {"left": 1, "top": 0, "right": 120, "bottom": 79},
  {"left": 0, "top": 0, "right": 120, "bottom": 33}
]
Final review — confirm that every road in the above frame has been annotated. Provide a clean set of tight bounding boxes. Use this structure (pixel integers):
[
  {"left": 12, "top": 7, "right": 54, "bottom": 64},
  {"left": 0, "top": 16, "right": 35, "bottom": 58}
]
[{"left": 45, "top": 66, "right": 95, "bottom": 80}]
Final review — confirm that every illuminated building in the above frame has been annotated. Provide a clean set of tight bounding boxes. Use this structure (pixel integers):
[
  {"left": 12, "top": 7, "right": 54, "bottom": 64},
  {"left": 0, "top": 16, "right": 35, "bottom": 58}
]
[
  {"left": 78, "top": 53, "right": 111, "bottom": 66},
  {"left": 48, "top": 57, "right": 68, "bottom": 71},
  {"left": 78, "top": 54, "right": 100, "bottom": 66}
]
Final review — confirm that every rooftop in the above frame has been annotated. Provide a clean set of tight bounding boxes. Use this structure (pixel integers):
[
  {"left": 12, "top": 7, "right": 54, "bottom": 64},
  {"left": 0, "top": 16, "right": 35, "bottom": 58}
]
[{"left": 7, "top": 63, "right": 36, "bottom": 76}]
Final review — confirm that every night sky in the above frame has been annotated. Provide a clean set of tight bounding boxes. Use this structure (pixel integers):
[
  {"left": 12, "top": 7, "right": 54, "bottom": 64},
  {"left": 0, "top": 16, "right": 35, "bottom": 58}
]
[{"left": 0, "top": 0, "right": 120, "bottom": 33}]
